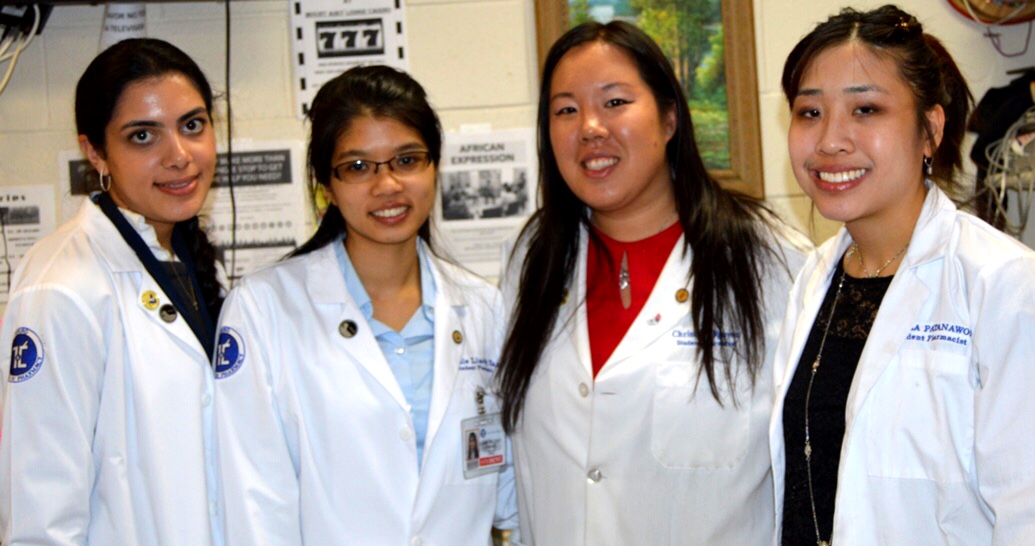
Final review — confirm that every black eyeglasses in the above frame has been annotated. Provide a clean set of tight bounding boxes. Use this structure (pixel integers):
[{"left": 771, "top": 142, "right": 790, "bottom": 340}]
[{"left": 332, "top": 151, "right": 432, "bottom": 184}]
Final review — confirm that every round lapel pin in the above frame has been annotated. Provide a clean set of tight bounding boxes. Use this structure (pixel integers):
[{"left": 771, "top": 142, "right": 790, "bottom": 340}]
[
  {"left": 159, "top": 304, "right": 178, "bottom": 323},
  {"left": 141, "top": 290, "right": 160, "bottom": 310},
  {"left": 339, "top": 319, "right": 358, "bottom": 338}
]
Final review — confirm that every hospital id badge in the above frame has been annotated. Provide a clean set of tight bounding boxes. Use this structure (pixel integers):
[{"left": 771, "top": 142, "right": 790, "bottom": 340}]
[{"left": 461, "top": 412, "right": 506, "bottom": 479}]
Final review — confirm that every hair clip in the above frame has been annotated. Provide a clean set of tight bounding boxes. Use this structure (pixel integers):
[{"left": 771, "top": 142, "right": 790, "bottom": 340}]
[{"left": 896, "top": 17, "right": 910, "bottom": 31}]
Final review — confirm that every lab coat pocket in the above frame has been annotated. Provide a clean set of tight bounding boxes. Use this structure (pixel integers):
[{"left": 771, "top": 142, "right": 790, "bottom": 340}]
[
  {"left": 651, "top": 361, "right": 749, "bottom": 469},
  {"left": 864, "top": 349, "right": 973, "bottom": 483}
]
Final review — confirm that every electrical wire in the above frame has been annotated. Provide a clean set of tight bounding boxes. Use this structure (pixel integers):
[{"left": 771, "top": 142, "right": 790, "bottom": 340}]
[
  {"left": 983, "top": 105, "right": 1035, "bottom": 236},
  {"left": 224, "top": 0, "right": 238, "bottom": 285},
  {"left": 0, "top": 4, "right": 41, "bottom": 97},
  {"left": 958, "top": 0, "right": 1033, "bottom": 57},
  {"left": 0, "top": 208, "right": 11, "bottom": 295}
]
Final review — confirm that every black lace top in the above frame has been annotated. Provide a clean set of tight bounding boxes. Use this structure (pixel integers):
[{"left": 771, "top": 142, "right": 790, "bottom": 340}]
[{"left": 781, "top": 259, "right": 892, "bottom": 545}]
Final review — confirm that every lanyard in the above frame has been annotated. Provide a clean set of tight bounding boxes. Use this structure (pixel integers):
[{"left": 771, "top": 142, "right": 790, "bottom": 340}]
[{"left": 95, "top": 193, "right": 215, "bottom": 358}]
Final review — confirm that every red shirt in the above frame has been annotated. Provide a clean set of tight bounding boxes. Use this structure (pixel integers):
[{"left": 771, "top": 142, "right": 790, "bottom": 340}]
[{"left": 586, "top": 221, "right": 683, "bottom": 377}]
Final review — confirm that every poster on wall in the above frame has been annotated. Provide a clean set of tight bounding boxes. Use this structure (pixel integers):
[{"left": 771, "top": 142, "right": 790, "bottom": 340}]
[
  {"left": 436, "top": 128, "right": 536, "bottom": 279},
  {"left": 0, "top": 185, "right": 57, "bottom": 304},
  {"left": 205, "top": 141, "right": 312, "bottom": 281},
  {"left": 289, "top": 0, "right": 409, "bottom": 118},
  {"left": 59, "top": 140, "right": 311, "bottom": 282}
]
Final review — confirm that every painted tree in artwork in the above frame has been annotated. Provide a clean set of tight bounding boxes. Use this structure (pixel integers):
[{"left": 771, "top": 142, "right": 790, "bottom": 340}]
[
  {"left": 631, "top": 0, "right": 720, "bottom": 100},
  {"left": 570, "top": 0, "right": 595, "bottom": 26}
]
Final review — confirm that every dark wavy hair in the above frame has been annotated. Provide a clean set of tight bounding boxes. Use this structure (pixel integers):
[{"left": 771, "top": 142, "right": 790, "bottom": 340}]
[
  {"left": 782, "top": 4, "right": 973, "bottom": 202},
  {"left": 291, "top": 65, "right": 442, "bottom": 258},
  {"left": 497, "top": 21, "right": 783, "bottom": 431},
  {"left": 75, "top": 38, "right": 224, "bottom": 320}
]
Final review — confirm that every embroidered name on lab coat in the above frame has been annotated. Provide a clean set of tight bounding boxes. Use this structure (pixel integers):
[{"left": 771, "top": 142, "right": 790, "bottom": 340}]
[
  {"left": 670, "top": 329, "right": 741, "bottom": 348},
  {"left": 905, "top": 323, "right": 973, "bottom": 347},
  {"left": 459, "top": 356, "right": 497, "bottom": 373}
]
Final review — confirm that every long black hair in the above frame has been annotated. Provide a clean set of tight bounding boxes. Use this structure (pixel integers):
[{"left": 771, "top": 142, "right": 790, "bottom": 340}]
[
  {"left": 497, "top": 21, "right": 783, "bottom": 431},
  {"left": 75, "top": 38, "right": 224, "bottom": 320},
  {"left": 291, "top": 65, "right": 443, "bottom": 258},
  {"left": 782, "top": 4, "right": 973, "bottom": 202}
]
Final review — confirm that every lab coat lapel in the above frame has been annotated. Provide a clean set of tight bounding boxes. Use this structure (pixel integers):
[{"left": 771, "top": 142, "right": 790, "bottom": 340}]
[
  {"left": 422, "top": 255, "right": 461, "bottom": 462},
  {"left": 843, "top": 188, "right": 947, "bottom": 426},
  {"left": 307, "top": 243, "right": 409, "bottom": 410},
  {"left": 603, "top": 235, "right": 689, "bottom": 369},
  {"left": 843, "top": 266, "right": 930, "bottom": 425},
  {"left": 83, "top": 202, "right": 208, "bottom": 361},
  {"left": 778, "top": 235, "right": 853, "bottom": 392},
  {"left": 134, "top": 272, "right": 209, "bottom": 359},
  {"left": 568, "top": 230, "right": 594, "bottom": 378}
]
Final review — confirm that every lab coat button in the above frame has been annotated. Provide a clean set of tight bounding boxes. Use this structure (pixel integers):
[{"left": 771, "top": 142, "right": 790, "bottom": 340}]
[
  {"left": 411, "top": 537, "right": 423, "bottom": 546},
  {"left": 399, "top": 427, "right": 414, "bottom": 441},
  {"left": 209, "top": 502, "right": 217, "bottom": 516},
  {"left": 675, "top": 288, "right": 689, "bottom": 303},
  {"left": 339, "top": 320, "right": 358, "bottom": 338},
  {"left": 587, "top": 468, "right": 603, "bottom": 483},
  {"left": 578, "top": 383, "right": 590, "bottom": 397},
  {"left": 201, "top": 393, "right": 212, "bottom": 406},
  {"left": 452, "top": 330, "right": 463, "bottom": 344}
]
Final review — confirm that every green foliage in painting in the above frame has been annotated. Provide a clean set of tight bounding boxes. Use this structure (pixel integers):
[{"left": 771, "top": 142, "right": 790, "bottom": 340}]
[{"left": 570, "top": 0, "right": 595, "bottom": 26}]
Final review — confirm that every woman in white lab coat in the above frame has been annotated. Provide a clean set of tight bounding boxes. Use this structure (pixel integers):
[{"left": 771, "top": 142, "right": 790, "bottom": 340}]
[
  {"left": 213, "top": 65, "right": 519, "bottom": 545},
  {"left": 496, "top": 22, "right": 808, "bottom": 545},
  {"left": 771, "top": 6, "right": 1035, "bottom": 545},
  {"left": 0, "top": 39, "right": 225, "bottom": 545}
]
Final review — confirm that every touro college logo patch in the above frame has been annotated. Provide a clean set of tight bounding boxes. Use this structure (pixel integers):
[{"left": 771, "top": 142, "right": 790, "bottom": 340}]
[
  {"left": 215, "top": 326, "right": 245, "bottom": 379},
  {"left": 9, "top": 327, "right": 44, "bottom": 383}
]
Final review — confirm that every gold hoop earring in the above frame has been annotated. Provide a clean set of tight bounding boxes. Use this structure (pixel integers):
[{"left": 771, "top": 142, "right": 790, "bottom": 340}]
[{"left": 99, "top": 170, "right": 112, "bottom": 192}]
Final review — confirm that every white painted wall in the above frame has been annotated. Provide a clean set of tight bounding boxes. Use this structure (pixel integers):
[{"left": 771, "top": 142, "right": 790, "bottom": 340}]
[{"left": 1, "top": 0, "right": 1032, "bottom": 250}]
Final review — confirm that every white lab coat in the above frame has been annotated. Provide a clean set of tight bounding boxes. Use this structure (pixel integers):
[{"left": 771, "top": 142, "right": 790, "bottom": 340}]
[
  {"left": 499, "top": 221, "right": 808, "bottom": 545},
  {"left": 0, "top": 199, "right": 221, "bottom": 545},
  {"left": 769, "top": 186, "right": 1035, "bottom": 545},
  {"left": 213, "top": 241, "right": 520, "bottom": 546}
]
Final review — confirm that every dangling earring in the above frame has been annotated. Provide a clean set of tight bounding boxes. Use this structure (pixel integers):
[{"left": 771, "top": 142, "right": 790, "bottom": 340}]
[
  {"left": 923, "top": 156, "right": 933, "bottom": 177},
  {"left": 99, "top": 168, "right": 112, "bottom": 192}
]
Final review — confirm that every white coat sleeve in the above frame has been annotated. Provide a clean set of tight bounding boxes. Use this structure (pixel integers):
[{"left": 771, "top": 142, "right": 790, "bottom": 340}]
[
  {"left": 494, "top": 437, "right": 522, "bottom": 544},
  {"left": 213, "top": 284, "right": 303, "bottom": 546},
  {"left": 0, "top": 286, "right": 106, "bottom": 545},
  {"left": 970, "top": 253, "right": 1035, "bottom": 544},
  {"left": 486, "top": 280, "right": 521, "bottom": 541}
]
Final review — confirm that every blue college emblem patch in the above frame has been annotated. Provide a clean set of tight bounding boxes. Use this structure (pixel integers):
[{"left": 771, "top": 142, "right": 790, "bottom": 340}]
[
  {"left": 9, "top": 327, "right": 44, "bottom": 383},
  {"left": 215, "top": 326, "right": 245, "bottom": 379}
]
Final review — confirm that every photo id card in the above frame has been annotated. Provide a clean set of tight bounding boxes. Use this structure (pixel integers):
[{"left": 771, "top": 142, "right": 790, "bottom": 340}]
[{"left": 461, "top": 412, "right": 506, "bottom": 479}]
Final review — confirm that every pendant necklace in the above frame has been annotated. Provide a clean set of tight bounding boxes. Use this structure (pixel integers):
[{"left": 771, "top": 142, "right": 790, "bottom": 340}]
[
  {"left": 180, "top": 275, "right": 199, "bottom": 310},
  {"left": 803, "top": 267, "right": 846, "bottom": 546},
  {"left": 171, "top": 262, "right": 199, "bottom": 310},
  {"left": 618, "top": 251, "right": 631, "bottom": 310},
  {"left": 848, "top": 243, "right": 907, "bottom": 278}
]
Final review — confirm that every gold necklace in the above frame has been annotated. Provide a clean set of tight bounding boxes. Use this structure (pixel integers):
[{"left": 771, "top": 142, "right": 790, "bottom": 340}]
[
  {"left": 171, "top": 261, "right": 199, "bottom": 310},
  {"left": 848, "top": 243, "right": 907, "bottom": 278},
  {"left": 803, "top": 268, "right": 846, "bottom": 546}
]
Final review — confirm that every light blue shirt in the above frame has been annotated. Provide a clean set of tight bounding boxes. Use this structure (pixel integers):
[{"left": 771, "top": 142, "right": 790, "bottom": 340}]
[{"left": 335, "top": 240, "right": 436, "bottom": 472}]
